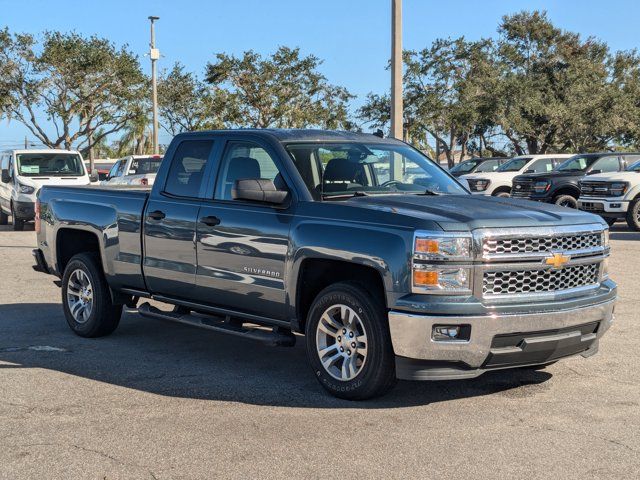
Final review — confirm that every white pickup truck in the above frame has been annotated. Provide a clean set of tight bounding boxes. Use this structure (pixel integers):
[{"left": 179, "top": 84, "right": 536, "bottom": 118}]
[
  {"left": 462, "top": 154, "right": 572, "bottom": 197},
  {"left": 578, "top": 159, "right": 640, "bottom": 229},
  {"left": 102, "top": 155, "right": 163, "bottom": 187}
]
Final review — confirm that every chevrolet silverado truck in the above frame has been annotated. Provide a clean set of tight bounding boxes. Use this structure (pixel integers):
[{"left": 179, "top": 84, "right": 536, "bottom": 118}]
[
  {"left": 578, "top": 157, "right": 640, "bottom": 230},
  {"left": 512, "top": 153, "right": 639, "bottom": 214},
  {"left": 32, "top": 130, "right": 617, "bottom": 400}
]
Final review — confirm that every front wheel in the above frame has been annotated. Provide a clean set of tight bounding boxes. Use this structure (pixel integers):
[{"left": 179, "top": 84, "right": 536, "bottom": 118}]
[
  {"left": 61, "top": 253, "right": 122, "bottom": 337},
  {"left": 306, "top": 282, "right": 396, "bottom": 400},
  {"left": 11, "top": 205, "right": 24, "bottom": 231},
  {"left": 553, "top": 194, "right": 578, "bottom": 209},
  {"left": 493, "top": 190, "right": 511, "bottom": 198},
  {"left": 626, "top": 198, "right": 640, "bottom": 231}
]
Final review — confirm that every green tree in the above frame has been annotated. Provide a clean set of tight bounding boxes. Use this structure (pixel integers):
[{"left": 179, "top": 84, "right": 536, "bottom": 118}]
[
  {"left": 0, "top": 29, "right": 147, "bottom": 151},
  {"left": 158, "top": 63, "right": 235, "bottom": 135},
  {"left": 205, "top": 46, "right": 354, "bottom": 129}
]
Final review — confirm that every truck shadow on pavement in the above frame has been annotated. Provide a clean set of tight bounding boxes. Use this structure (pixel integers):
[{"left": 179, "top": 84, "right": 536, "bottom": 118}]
[
  {"left": 608, "top": 224, "right": 640, "bottom": 241},
  {"left": 0, "top": 303, "right": 552, "bottom": 409}
]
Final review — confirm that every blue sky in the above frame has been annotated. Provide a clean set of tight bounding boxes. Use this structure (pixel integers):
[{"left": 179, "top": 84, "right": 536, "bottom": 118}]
[{"left": 2, "top": 0, "right": 640, "bottom": 148}]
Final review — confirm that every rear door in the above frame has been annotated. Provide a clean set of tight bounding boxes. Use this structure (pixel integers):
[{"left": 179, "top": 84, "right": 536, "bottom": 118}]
[
  {"left": 193, "top": 136, "right": 295, "bottom": 320},
  {"left": 143, "top": 138, "right": 218, "bottom": 298}
]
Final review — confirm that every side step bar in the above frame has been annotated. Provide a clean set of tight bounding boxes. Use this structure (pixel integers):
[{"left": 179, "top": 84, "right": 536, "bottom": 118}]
[{"left": 137, "top": 302, "right": 296, "bottom": 347}]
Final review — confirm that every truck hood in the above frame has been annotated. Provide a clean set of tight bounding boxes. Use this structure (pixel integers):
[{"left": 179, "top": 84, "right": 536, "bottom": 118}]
[
  {"left": 514, "top": 171, "right": 584, "bottom": 181},
  {"left": 461, "top": 171, "right": 519, "bottom": 182},
  {"left": 19, "top": 176, "right": 90, "bottom": 189},
  {"left": 347, "top": 194, "right": 603, "bottom": 231},
  {"left": 581, "top": 171, "right": 640, "bottom": 183}
]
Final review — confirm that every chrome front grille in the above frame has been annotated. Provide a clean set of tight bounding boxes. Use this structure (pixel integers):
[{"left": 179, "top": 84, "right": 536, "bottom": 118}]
[
  {"left": 483, "top": 233, "right": 602, "bottom": 256},
  {"left": 473, "top": 224, "right": 608, "bottom": 300},
  {"left": 483, "top": 263, "right": 599, "bottom": 296}
]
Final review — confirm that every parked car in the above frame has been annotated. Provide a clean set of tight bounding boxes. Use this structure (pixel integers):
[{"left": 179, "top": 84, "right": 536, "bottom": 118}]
[
  {"left": 0, "top": 149, "right": 91, "bottom": 230},
  {"left": 32, "top": 129, "right": 616, "bottom": 400},
  {"left": 103, "top": 155, "right": 163, "bottom": 186},
  {"left": 448, "top": 157, "right": 509, "bottom": 177},
  {"left": 86, "top": 160, "right": 118, "bottom": 183},
  {"left": 511, "top": 153, "right": 639, "bottom": 208},
  {"left": 462, "top": 154, "right": 573, "bottom": 197},
  {"left": 578, "top": 158, "right": 640, "bottom": 229}
]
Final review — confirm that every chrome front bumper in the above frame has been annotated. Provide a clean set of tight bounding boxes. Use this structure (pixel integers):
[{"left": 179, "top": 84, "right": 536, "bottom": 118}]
[{"left": 389, "top": 298, "right": 615, "bottom": 380}]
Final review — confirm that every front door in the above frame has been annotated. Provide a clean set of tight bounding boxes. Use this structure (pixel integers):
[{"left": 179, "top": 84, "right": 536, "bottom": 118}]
[
  {"left": 194, "top": 139, "right": 294, "bottom": 320},
  {"left": 143, "top": 139, "right": 216, "bottom": 298}
]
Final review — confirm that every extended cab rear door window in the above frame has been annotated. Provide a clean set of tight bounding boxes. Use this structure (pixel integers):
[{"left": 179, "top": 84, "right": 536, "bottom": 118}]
[
  {"left": 164, "top": 140, "right": 214, "bottom": 198},
  {"left": 592, "top": 155, "right": 621, "bottom": 173}
]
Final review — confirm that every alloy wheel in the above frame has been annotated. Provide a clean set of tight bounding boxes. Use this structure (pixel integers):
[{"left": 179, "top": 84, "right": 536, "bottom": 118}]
[
  {"left": 66, "top": 269, "right": 94, "bottom": 324},
  {"left": 315, "top": 304, "right": 368, "bottom": 381}
]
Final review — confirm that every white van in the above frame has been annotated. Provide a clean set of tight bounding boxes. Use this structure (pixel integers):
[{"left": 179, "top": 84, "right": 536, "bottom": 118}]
[
  {"left": 0, "top": 149, "right": 91, "bottom": 230},
  {"left": 461, "top": 154, "right": 573, "bottom": 197}
]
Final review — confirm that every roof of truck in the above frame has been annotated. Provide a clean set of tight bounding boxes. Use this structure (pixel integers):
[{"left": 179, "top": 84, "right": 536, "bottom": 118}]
[{"left": 176, "top": 128, "right": 404, "bottom": 144}]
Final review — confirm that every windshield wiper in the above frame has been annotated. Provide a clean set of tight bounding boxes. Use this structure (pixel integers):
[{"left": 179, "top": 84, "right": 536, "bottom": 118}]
[
  {"left": 322, "top": 191, "right": 371, "bottom": 199},
  {"left": 414, "top": 188, "right": 442, "bottom": 196}
]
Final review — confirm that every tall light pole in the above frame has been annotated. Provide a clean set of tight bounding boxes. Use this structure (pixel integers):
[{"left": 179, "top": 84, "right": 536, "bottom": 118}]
[
  {"left": 391, "top": 0, "right": 403, "bottom": 140},
  {"left": 148, "top": 16, "right": 160, "bottom": 154}
]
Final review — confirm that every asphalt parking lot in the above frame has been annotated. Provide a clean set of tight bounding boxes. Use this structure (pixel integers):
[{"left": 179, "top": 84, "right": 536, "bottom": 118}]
[{"left": 0, "top": 224, "right": 639, "bottom": 479}]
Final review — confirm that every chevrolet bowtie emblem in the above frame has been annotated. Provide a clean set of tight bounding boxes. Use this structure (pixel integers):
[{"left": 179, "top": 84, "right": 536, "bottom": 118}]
[{"left": 545, "top": 253, "right": 570, "bottom": 269}]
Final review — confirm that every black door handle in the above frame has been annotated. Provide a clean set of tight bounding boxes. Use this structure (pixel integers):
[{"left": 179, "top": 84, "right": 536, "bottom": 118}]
[
  {"left": 148, "top": 210, "right": 166, "bottom": 221},
  {"left": 200, "top": 215, "right": 221, "bottom": 227}
]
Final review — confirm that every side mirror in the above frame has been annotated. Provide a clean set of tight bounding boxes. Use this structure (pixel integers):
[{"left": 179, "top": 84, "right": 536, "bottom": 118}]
[
  {"left": 89, "top": 173, "right": 99, "bottom": 182},
  {"left": 524, "top": 169, "right": 535, "bottom": 174},
  {"left": 232, "top": 178, "right": 288, "bottom": 205},
  {"left": 588, "top": 169, "right": 602, "bottom": 175},
  {"left": 1, "top": 169, "right": 10, "bottom": 184}
]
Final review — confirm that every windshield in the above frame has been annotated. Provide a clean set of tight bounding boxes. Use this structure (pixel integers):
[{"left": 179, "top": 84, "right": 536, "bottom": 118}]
[
  {"left": 450, "top": 160, "right": 480, "bottom": 173},
  {"left": 497, "top": 157, "right": 532, "bottom": 172},
  {"left": 475, "top": 159, "right": 502, "bottom": 172},
  {"left": 16, "top": 153, "right": 85, "bottom": 177},
  {"left": 285, "top": 142, "right": 467, "bottom": 200},
  {"left": 557, "top": 156, "right": 595, "bottom": 172},
  {"left": 130, "top": 157, "right": 162, "bottom": 175}
]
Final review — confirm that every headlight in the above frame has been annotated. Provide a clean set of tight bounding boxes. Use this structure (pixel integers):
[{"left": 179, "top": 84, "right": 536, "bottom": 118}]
[
  {"left": 414, "top": 234, "right": 472, "bottom": 260},
  {"left": 470, "top": 179, "right": 490, "bottom": 191},
  {"left": 18, "top": 183, "right": 35, "bottom": 194},
  {"left": 533, "top": 181, "right": 550, "bottom": 193},
  {"left": 609, "top": 182, "right": 628, "bottom": 196},
  {"left": 413, "top": 264, "right": 472, "bottom": 293},
  {"left": 413, "top": 232, "right": 473, "bottom": 294}
]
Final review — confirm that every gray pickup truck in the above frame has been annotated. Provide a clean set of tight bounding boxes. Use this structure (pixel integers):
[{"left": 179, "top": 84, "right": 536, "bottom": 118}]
[{"left": 33, "top": 129, "right": 616, "bottom": 399}]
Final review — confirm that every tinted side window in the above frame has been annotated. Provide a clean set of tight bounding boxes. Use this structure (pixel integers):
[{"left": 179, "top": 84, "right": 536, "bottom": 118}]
[
  {"left": 164, "top": 140, "right": 214, "bottom": 198},
  {"left": 108, "top": 161, "right": 121, "bottom": 178},
  {"left": 475, "top": 159, "right": 500, "bottom": 172},
  {"left": 592, "top": 156, "right": 621, "bottom": 173},
  {"left": 530, "top": 158, "right": 555, "bottom": 173},
  {"left": 215, "top": 141, "right": 283, "bottom": 200}
]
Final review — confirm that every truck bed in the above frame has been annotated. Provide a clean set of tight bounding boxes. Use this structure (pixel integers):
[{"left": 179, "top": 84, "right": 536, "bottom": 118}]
[{"left": 38, "top": 185, "right": 150, "bottom": 291}]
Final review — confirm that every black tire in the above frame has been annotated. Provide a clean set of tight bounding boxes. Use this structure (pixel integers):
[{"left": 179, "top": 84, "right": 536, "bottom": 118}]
[
  {"left": 0, "top": 208, "right": 7, "bottom": 225},
  {"left": 305, "top": 281, "right": 396, "bottom": 400},
  {"left": 61, "top": 252, "right": 122, "bottom": 338},
  {"left": 626, "top": 199, "right": 640, "bottom": 231},
  {"left": 11, "top": 205, "right": 24, "bottom": 231},
  {"left": 553, "top": 194, "right": 578, "bottom": 209},
  {"left": 493, "top": 189, "right": 511, "bottom": 198}
]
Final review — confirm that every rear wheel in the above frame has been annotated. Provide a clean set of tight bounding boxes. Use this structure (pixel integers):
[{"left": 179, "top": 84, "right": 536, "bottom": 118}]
[
  {"left": 11, "top": 205, "right": 24, "bottom": 231},
  {"left": 61, "top": 253, "right": 122, "bottom": 337},
  {"left": 0, "top": 208, "right": 7, "bottom": 225},
  {"left": 626, "top": 199, "right": 640, "bottom": 231},
  {"left": 553, "top": 194, "right": 578, "bottom": 209},
  {"left": 306, "top": 282, "right": 396, "bottom": 400}
]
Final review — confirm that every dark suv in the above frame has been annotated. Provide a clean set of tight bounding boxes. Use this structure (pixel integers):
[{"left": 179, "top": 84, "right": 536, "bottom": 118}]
[
  {"left": 448, "top": 157, "right": 508, "bottom": 177},
  {"left": 511, "top": 153, "right": 640, "bottom": 208}
]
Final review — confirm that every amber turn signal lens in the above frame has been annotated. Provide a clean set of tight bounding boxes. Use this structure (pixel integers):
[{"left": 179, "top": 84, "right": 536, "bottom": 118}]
[
  {"left": 415, "top": 238, "right": 439, "bottom": 254},
  {"left": 413, "top": 269, "right": 438, "bottom": 286}
]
